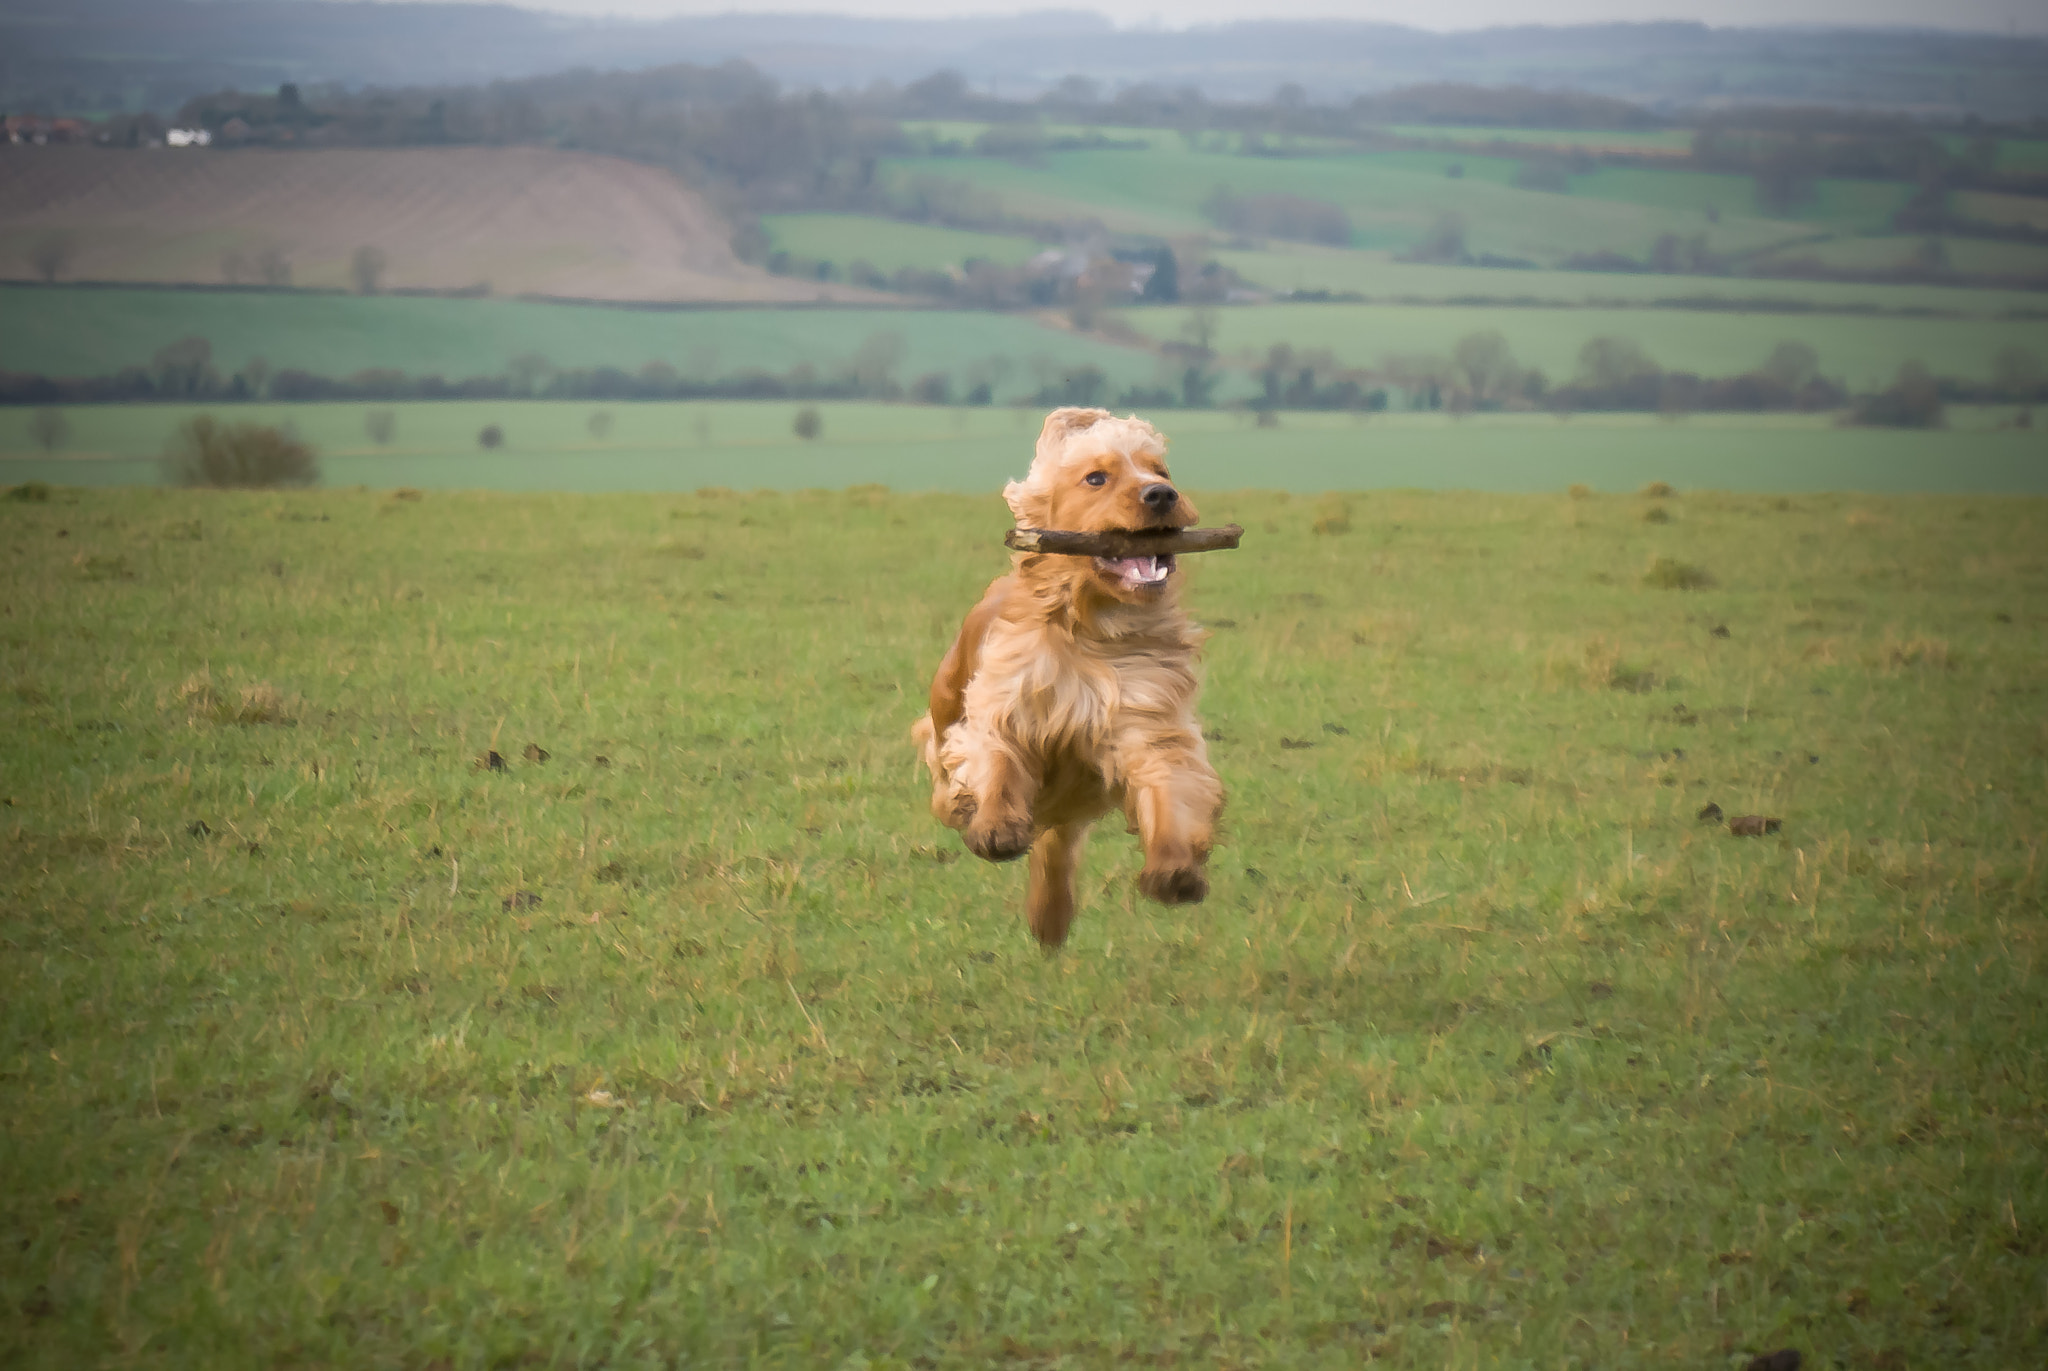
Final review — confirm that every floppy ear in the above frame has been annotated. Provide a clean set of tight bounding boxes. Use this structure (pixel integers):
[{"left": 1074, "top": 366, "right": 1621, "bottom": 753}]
[
  {"left": 1003, "top": 476, "right": 1045, "bottom": 528},
  {"left": 1036, "top": 407, "right": 1110, "bottom": 459}
]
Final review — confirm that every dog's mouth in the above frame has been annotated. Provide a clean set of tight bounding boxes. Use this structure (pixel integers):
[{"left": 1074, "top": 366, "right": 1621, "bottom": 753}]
[{"left": 1093, "top": 554, "right": 1176, "bottom": 591}]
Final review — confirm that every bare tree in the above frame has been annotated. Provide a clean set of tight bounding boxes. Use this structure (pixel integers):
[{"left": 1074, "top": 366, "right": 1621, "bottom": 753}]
[
  {"left": 29, "top": 408, "right": 69, "bottom": 452},
  {"left": 257, "top": 248, "right": 292, "bottom": 287},
  {"left": 365, "top": 410, "right": 397, "bottom": 445},
  {"left": 1760, "top": 341, "right": 1819, "bottom": 390},
  {"left": 350, "top": 245, "right": 388, "bottom": 295},
  {"left": 506, "top": 353, "right": 552, "bottom": 395},
  {"left": 30, "top": 231, "right": 76, "bottom": 284}
]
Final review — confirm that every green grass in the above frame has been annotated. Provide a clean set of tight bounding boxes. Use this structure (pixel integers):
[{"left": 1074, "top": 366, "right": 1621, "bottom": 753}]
[
  {"left": 759, "top": 215, "right": 1045, "bottom": 274},
  {"left": 1113, "top": 303, "right": 2048, "bottom": 390},
  {"left": 881, "top": 148, "right": 1818, "bottom": 262},
  {"left": 1384, "top": 126, "right": 1698, "bottom": 153},
  {"left": 1209, "top": 243, "right": 2027, "bottom": 315},
  {"left": 1952, "top": 191, "right": 2048, "bottom": 233},
  {"left": 0, "top": 286, "right": 1156, "bottom": 396},
  {"left": 2, "top": 483, "right": 2043, "bottom": 1367},
  {"left": 1782, "top": 236, "right": 2048, "bottom": 278},
  {"left": 7, "top": 404, "right": 2048, "bottom": 495}
]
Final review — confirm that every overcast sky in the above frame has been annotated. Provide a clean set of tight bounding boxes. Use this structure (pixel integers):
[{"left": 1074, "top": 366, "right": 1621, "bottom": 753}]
[{"left": 429, "top": 0, "right": 2044, "bottom": 32}]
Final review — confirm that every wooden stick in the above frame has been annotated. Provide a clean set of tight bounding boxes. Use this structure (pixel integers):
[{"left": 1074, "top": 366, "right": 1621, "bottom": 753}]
[{"left": 1004, "top": 524, "right": 1244, "bottom": 557}]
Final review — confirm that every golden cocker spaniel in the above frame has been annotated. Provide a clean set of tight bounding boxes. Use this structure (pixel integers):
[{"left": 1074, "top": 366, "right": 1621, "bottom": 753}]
[{"left": 913, "top": 407, "right": 1224, "bottom": 947}]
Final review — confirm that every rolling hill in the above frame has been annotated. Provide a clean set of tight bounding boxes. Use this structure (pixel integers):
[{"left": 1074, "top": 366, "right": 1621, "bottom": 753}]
[{"left": 0, "top": 145, "right": 870, "bottom": 304}]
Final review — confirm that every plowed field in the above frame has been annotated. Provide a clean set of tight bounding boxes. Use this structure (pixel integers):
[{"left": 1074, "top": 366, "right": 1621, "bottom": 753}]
[{"left": 0, "top": 145, "right": 862, "bottom": 303}]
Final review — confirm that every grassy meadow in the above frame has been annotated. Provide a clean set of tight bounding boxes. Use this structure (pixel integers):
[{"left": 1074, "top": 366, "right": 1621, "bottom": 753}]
[
  {"left": 1114, "top": 304, "right": 2048, "bottom": 392},
  {"left": 760, "top": 215, "right": 1044, "bottom": 274},
  {"left": 6, "top": 403, "right": 2048, "bottom": 495},
  {"left": 1200, "top": 244, "right": 2030, "bottom": 314},
  {"left": 2, "top": 481, "right": 2043, "bottom": 1367},
  {"left": 0, "top": 287, "right": 1157, "bottom": 397}
]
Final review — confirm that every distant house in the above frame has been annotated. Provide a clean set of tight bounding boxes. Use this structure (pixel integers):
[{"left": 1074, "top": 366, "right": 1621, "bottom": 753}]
[
  {"left": 4, "top": 115, "right": 88, "bottom": 145},
  {"left": 166, "top": 128, "right": 213, "bottom": 148}
]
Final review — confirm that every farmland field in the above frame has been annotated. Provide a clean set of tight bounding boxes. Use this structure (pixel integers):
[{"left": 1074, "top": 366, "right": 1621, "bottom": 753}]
[
  {"left": 0, "top": 146, "right": 827, "bottom": 304},
  {"left": 1207, "top": 243, "right": 2030, "bottom": 314},
  {"left": 6, "top": 403, "right": 2048, "bottom": 495},
  {"left": 881, "top": 148, "right": 1819, "bottom": 261},
  {"left": 1113, "top": 303, "right": 2048, "bottom": 390},
  {"left": 2, "top": 483, "right": 2042, "bottom": 1367},
  {"left": 0, "top": 287, "right": 1158, "bottom": 399},
  {"left": 760, "top": 215, "right": 1043, "bottom": 274},
  {"left": 1383, "top": 125, "right": 1697, "bottom": 154}
]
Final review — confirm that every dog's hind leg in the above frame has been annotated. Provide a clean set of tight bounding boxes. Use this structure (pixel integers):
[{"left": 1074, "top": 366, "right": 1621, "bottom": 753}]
[{"left": 1027, "top": 821, "right": 1090, "bottom": 949}]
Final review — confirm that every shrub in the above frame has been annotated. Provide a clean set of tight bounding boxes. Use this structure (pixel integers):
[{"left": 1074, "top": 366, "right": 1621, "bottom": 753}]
[
  {"left": 1641, "top": 481, "right": 1675, "bottom": 498},
  {"left": 1202, "top": 188, "right": 1352, "bottom": 246},
  {"left": 5, "top": 480, "right": 53, "bottom": 502},
  {"left": 478, "top": 424, "right": 505, "bottom": 449},
  {"left": 1311, "top": 496, "right": 1351, "bottom": 536},
  {"left": 163, "top": 416, "right": 318, "bottom": 489},
  {"left": 1643, "top": 506, "right": 1672, "bottom": 523},
  {"left": 1847, "top": 360, "right": 1944, "bottom": 429},
  {"left": 1643, "top": 558, "right": 1714, "bottom": 590},
  {"left": 1567, "top": 483, "right": 1593, "bottom": 500},
  {"left": 793, "top": 406, "right": 822, "bottom": 440},
  {"left": 587, "top": 410, "right": 614, "bottom": 439},
  {"left": 1406, "top": 212, "right": 1468, "bottom": 264}
]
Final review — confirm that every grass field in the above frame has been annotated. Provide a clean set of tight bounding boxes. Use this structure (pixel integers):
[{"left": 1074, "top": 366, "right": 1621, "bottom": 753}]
[
  {"left": 1784, "top": 236, "right": 2048, "bottom": 279},
  {"left": 7, "top": 403, "right": 2048, "bottom": 495},
  {"left": 1207, "top": 244, "right": 2029, "bottom": 314},
  {"left": 2, "top": 482, "right": 2043, "bottom": 1367},
  {"left": 760, "top": 215, "right": 1045, "bottom": 274},
  {"left": 0, "top": 287, "right": 1157, "bottom": 399},
  {"left": 1113, "top": 303, "right": 2048, "bottom": 390},
  {"left": 1383, "top": 126, "right": 1697, "bottom": 153},
  {"left": 880, "top": 148, "right": 1819, "bottom": 262}
]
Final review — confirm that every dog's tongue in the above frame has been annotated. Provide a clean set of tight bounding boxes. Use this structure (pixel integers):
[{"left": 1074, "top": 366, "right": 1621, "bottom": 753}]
[{"left": 1098, "top": 555, "right": 1172, "bottom": 586}]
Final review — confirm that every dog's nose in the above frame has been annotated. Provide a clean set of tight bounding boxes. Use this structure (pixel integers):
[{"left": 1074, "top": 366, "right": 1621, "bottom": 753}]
[{"left": 1141, "top": 483, "right": 1179, "bottom": 512}]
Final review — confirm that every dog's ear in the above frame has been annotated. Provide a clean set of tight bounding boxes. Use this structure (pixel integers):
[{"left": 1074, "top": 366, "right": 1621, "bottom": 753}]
[
  {"left": 1038, "top": 407, "right": 1112, "bottom": 454},
  {"left": 1010, "top": 408, "right": 1108, "bottom": 527},
  {"left": 1003, "top": 476, "right": 1045, "bottom": 528}
]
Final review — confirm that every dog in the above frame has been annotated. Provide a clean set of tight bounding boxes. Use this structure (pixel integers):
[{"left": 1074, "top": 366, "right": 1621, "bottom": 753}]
[{"left": 912, "top": 407, "right": 1224, "bottom": 947}]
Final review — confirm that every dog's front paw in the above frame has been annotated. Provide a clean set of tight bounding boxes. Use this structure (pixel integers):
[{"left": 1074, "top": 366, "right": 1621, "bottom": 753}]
[
  {"left": 1139, "top": 864, "right": 1209, "bottom": 906},
  {"left": 964, "top": 815, "right": 1034, "bottom": 863}
]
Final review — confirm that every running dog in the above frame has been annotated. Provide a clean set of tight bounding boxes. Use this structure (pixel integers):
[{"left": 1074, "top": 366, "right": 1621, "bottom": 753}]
[{"left": 912, "top": 407, "right": 1224, "bottom": 947}]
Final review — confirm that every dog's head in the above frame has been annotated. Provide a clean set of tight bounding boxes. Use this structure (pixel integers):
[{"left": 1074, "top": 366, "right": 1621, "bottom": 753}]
[{"left": 1004, "top": 408, "right": 1198, "bottom": 605}]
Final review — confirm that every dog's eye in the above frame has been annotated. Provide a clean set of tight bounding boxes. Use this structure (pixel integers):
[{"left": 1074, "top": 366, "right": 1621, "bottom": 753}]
[{"left": 1084, "top": 471, "right": 1107, "bottom": 487}]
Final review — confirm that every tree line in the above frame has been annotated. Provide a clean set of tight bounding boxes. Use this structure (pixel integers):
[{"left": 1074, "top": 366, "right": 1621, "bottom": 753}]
[{"left": 8, "top": 333, "right": 2041, "bottom": 429}]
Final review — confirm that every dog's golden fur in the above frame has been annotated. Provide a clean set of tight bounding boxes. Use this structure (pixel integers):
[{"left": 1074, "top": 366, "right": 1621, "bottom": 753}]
[{"left": 912, "top": 407, "right": 1224, "bottom": 947}]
